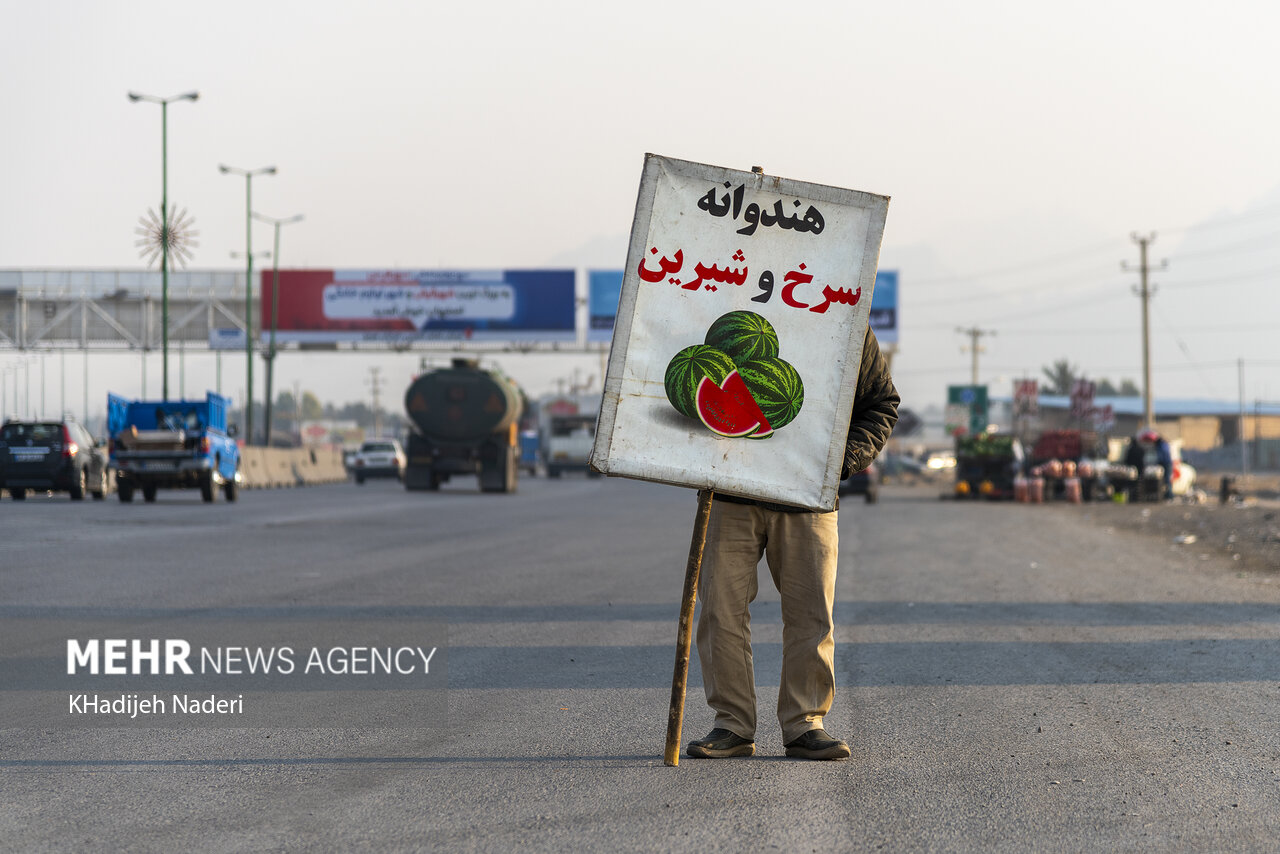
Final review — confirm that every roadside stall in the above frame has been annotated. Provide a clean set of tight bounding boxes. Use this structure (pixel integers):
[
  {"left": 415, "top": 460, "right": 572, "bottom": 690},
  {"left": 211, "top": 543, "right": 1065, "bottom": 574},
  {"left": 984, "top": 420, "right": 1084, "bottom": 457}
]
[{"left": 953, "top": 434, "right": 1022, "bottom": 500}]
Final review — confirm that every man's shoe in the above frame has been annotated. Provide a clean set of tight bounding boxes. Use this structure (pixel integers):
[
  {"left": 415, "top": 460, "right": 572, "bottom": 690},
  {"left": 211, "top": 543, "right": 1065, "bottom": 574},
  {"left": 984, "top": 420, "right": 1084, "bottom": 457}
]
[
  {"left": 784, "top": 728, "right": 851, "bottom": 760},
  {"left": 687, "top": 728, "right": 755, "bottom": 759}
]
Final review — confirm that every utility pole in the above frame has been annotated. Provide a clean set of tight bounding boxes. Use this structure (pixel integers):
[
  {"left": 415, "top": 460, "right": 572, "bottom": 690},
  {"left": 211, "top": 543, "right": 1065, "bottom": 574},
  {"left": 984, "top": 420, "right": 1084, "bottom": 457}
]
[
  {"left": 1122, "top": 233, "right": 1167, "bottom": 430},
  {"left": 1238, "top": 358, "right": 1248, "bottom": 477},
  {"left": 253, "top": 211, "right": 304, "bottom": 447},
  {"left": 956, "top": 326, "right": 995, "bottom": 385},
  {"left": 366, "top": 366, "right": 384, "bottom": 437}
]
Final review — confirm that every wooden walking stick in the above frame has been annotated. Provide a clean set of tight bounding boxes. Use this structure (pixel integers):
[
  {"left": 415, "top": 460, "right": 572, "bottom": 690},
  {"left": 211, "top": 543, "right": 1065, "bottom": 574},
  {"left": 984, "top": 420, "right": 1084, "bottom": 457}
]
[{"left": 664, "top": 488, "right": 714, "bottom": 766}]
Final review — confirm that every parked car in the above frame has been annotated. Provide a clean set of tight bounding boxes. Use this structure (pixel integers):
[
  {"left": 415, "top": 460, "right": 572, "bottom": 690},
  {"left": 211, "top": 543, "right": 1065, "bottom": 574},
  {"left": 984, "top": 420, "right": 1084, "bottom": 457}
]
[
  {"left": 0, "top": 419, "right": 111, "bottom": 500},
  {"left": 838, "top": 460, "right": 880, "bottom": 503},
  {"left": 351, "top": 438, "right": 406, "bottom": 484},
  {"left": 924, "top": 451, "right": 957, "bottom": 474},
  {"left": 879, "top": 452, "right": 926, "bottom": 483}
]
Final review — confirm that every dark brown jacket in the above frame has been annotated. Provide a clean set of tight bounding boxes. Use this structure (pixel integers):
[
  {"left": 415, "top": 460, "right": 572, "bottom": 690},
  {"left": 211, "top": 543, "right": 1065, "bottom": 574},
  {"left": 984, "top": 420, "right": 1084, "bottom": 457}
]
[
  {"left": 841, "top": 327, "right": 900, "bottom": 480},
  {"left": 715, "top": 327, "right": 899, "bottom": 512}
]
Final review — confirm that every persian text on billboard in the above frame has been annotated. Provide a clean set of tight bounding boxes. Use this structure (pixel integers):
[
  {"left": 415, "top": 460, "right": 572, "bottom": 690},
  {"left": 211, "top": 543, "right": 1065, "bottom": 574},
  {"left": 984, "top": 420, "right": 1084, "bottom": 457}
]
[{"left": 260, "top": 269, "right": 575, "bottom": 343}]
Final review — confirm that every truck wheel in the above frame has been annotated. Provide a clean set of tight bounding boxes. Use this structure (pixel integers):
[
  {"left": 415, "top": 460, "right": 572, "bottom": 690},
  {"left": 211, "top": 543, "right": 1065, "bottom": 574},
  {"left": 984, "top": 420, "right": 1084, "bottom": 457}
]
[
  {"left": 200, "top": 472, "right": 217, "bottom": 503},
  {"left": 355, "top": 473, "right": 365, "bottom": 485},
  {"left": 224, "top": 475, "right": 238, "bottom": 502},
  {"left": 548, "top": 467, "right": 561, "bottom": 479},
  {"left": 495, "top": 445, "right": 516, "bottom": 493},
  {"left": 118, "top": 482, "right": 134, "bottom": 503},
  {"left": 505, "top": 448, "right": 518, "bottom": 493},
  {"left": 70, "top": 467, "right": 87, "bottom": 501},
  {"left": 142, "top": 484, "right": 158, "bottom": 503},
  {"left": 9, "top": 488, "right": 26, "bottom": 500}
]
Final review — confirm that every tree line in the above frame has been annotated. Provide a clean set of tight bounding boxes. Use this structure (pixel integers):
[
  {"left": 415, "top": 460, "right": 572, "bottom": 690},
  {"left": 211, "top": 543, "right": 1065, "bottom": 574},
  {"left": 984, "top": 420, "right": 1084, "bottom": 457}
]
[{"left": 1040, "top": 359, "right": 1139, "bottom": 397}]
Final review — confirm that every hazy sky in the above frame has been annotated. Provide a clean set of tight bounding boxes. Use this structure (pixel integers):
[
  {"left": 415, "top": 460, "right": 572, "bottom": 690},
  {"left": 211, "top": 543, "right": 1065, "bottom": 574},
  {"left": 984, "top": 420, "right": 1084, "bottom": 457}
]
[{"left": 2, "top": 1, "right": 1278, "bottom": 420}]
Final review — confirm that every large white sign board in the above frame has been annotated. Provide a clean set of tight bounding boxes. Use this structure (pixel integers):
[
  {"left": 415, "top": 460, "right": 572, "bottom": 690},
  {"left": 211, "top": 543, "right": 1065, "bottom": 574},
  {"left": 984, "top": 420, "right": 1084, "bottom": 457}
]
[{"left": 591, "top": 155, "right": 889, "bottom": 511}]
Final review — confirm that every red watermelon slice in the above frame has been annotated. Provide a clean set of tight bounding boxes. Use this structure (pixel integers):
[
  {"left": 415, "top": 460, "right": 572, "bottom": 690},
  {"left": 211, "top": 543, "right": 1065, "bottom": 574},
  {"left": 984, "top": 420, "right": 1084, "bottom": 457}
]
[{"left": 695, "top": 371, "right": 774, "bottom": 438}]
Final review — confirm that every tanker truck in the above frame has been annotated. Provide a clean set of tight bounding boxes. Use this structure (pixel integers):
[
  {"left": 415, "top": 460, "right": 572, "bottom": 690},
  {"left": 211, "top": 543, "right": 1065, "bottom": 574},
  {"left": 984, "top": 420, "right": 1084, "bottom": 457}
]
[{"left": 402, "top": 359, "right": 523, "bottom": 493}]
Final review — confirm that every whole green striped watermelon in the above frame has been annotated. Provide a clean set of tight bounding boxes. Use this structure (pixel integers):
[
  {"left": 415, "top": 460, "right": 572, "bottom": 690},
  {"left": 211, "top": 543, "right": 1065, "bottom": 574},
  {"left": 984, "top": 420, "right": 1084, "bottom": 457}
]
[
  {"left": 665, "top": 344, "right": 737, "bottom": 419},
  {"left": 736, "top": 357, "right": 804, "bottom": 429},
  {"left": 704, "top": 311, "right": 779, "bottom": 364}
]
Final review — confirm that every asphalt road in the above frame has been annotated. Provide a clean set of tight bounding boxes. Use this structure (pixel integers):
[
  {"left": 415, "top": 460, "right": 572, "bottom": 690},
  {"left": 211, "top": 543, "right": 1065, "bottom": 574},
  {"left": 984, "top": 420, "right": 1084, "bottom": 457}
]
[{"left": 2, "top": 476, "right": 1278, "bottom": 852}]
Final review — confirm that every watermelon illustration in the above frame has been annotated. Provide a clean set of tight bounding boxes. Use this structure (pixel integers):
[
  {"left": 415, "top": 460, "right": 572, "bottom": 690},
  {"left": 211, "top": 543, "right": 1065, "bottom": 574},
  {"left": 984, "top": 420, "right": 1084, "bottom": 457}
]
[
  {"left": 704, "top": 311, "right": 779, "bottom": 364},
  {"left": 695, "top": 371, "right": 774, "bottom": 438},
  {"left": 736, "top": 357, "right": 804, "bottom": 429},
  {"left": 664, "top": 344, "right": 737, "bottom": 419}
]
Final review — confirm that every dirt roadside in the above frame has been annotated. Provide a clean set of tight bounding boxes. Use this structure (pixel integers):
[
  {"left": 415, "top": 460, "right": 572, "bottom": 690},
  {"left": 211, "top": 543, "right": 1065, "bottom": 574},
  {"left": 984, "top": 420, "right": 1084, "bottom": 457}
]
[{"left": 1073, "top": 471, "right": 1280, "bottom": 573}]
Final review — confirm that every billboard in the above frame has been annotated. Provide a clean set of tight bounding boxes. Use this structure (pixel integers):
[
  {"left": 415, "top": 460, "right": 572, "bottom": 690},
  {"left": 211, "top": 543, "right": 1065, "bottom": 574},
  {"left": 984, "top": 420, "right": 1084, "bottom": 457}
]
[
  {"left": 591, "top": 155, "right": 889, "bottom": 511},
  {"left": 260, "top": 269, "right": 576, "bottom": 343},
  {"left": 587, "top": 270, "right": 624, "bottom": 343},
  {"left": 869, "top": 270, "right": 898, "bottom": 344},
  {"left": 946, "top": 384, "right": 989, "bottom": 436},
  {"left": 1013, "top": 378, "right": 1039, "bottom": 417}
]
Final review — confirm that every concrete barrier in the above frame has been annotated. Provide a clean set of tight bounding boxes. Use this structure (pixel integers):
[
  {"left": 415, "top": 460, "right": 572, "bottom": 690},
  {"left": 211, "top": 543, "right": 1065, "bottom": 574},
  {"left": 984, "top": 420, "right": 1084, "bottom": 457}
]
[
  {"left": 239, "top": 447, "right": 350, "bottom": 489},
  {"left": 240, "top": 449, "right": 271, "bottom": 489}
]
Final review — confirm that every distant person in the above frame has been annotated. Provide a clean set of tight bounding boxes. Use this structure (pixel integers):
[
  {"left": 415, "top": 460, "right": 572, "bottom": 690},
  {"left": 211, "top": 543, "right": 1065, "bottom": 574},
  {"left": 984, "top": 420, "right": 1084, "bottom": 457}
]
[
  {"left": 1152, "top": 432, "right": 1173, "bottom": 499},
  {"left": 687, "top": 328, "right": 899, "bottom": 762},
  {"left": 1123, "top": 434, "right": 1146, "bottom": 471}
]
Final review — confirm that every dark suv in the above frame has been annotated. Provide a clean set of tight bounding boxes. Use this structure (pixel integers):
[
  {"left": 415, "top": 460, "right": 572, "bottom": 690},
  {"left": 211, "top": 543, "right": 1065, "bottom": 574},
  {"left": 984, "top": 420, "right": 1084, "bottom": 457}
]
[
  {"left": 838, "top": 459, "right": 881, "bottom": 504},
  {"left": 0, "top": 420, "right": 110, "bottom": 500}
]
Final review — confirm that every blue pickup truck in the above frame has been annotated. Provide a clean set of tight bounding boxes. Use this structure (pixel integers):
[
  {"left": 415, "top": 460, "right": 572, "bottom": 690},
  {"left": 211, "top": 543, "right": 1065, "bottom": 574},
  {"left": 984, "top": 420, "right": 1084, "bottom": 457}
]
[{"left": 107, "top": 392, "right": 241, "bottom": 503}]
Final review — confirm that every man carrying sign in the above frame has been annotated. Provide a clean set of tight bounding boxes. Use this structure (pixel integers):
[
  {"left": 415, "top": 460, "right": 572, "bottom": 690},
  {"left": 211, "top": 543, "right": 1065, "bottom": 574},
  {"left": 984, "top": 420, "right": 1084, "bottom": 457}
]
[
  {"left": 687, "top": 328, "right": 898, "bottom": 761},
  {"left": 591, "top": 155, "right": 895, "bottom": 764}
]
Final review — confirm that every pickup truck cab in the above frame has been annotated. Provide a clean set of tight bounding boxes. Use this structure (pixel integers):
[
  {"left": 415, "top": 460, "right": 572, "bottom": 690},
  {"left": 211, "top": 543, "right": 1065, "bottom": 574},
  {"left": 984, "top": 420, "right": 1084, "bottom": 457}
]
[{"left": 108, "top": 392, "right": 240, "bottom": 503}]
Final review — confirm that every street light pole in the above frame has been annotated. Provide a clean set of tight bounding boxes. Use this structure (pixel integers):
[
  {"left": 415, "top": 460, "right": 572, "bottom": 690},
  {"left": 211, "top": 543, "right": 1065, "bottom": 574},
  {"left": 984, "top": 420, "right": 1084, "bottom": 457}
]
[
  {"left": 252, "top": 212, "right": 303, "bottom": 445},
  {"left": 219, "top": 163, "right": 277, "bottom": 444},
  {"left": 129, "top": 90, "right": 198, "bottom": 402}
]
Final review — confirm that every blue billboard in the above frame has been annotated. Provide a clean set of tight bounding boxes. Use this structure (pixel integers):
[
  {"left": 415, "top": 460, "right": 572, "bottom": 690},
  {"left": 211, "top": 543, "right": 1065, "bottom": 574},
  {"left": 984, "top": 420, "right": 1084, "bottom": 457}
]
[
  {"left": 869, "top": 270, "right": 898, "bottom": 344},
  {"left": 587, "top": 270, "right": 624, "bottom": 343}
]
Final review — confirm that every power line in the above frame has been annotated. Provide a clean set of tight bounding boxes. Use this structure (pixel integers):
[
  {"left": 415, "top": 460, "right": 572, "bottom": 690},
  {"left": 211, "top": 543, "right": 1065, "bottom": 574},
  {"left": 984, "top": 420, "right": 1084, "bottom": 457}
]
[
  {"left": 908, "top": 239, "right": 1123, "bottom": 288},
  {"left": 1164, "top": 230, "right": 1280, "bottom": 261},
  {"left": 999, "top": 322, "right": 1279, "bottom": 336},
  {"left": 901, "top": 205, "right": 1280, "bottom": 294},
  {"left": 894, "top": 358, "right": 1280, "bottom": 378},
  {"left": 1152, "top": 301, "right": 1217, "bottom": 396},
  {"left": 1157, "top": 202, "right": 1280, "bottom": 235},
  {"left": 1159, "top": 265, "right": 1280, "bottom": 289},
  {"left": 910, "top": 264, "right": 1121, "bottom": 308},
  {"left": 981, "top": 289, "right": 1130, "bottom": 325}
]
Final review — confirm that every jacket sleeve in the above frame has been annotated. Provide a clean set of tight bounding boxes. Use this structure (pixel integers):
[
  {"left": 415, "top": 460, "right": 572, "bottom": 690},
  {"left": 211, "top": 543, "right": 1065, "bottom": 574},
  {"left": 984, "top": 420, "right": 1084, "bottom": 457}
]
[{"left": 842, "top": 328, "right": 900, "bottom": 479}]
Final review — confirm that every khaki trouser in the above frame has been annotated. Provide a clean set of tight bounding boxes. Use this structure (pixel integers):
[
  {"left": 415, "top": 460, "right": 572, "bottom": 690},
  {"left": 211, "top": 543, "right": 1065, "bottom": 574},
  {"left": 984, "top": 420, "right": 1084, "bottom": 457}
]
[{"left": 695, "top": 499, "right": 839, "bottom": 744}]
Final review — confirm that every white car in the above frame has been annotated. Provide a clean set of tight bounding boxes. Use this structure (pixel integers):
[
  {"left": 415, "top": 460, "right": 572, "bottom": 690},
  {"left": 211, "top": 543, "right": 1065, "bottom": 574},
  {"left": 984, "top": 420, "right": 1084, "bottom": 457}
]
[{"left": 351, "top": 439, "right": 405, "bottom": 484}]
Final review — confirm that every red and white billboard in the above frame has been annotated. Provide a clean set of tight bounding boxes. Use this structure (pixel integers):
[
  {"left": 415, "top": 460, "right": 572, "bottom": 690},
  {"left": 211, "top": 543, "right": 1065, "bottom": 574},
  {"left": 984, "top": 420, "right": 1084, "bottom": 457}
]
[{"left": 259, "top": 269, "right": 576, "bottom": 343}]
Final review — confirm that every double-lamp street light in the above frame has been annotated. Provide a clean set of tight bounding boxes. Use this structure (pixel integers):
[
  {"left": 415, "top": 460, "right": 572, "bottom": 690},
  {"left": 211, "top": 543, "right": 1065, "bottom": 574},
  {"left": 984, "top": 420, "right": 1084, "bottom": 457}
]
[
  {"left": 218, "top": 163, "right": 276, "bottom": 444},
  {"left": 128, "top": 90, "right": 198, "bottom": 402},
  {"left": 252, "top": 211, "right": 304, "bottom": 444}
]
